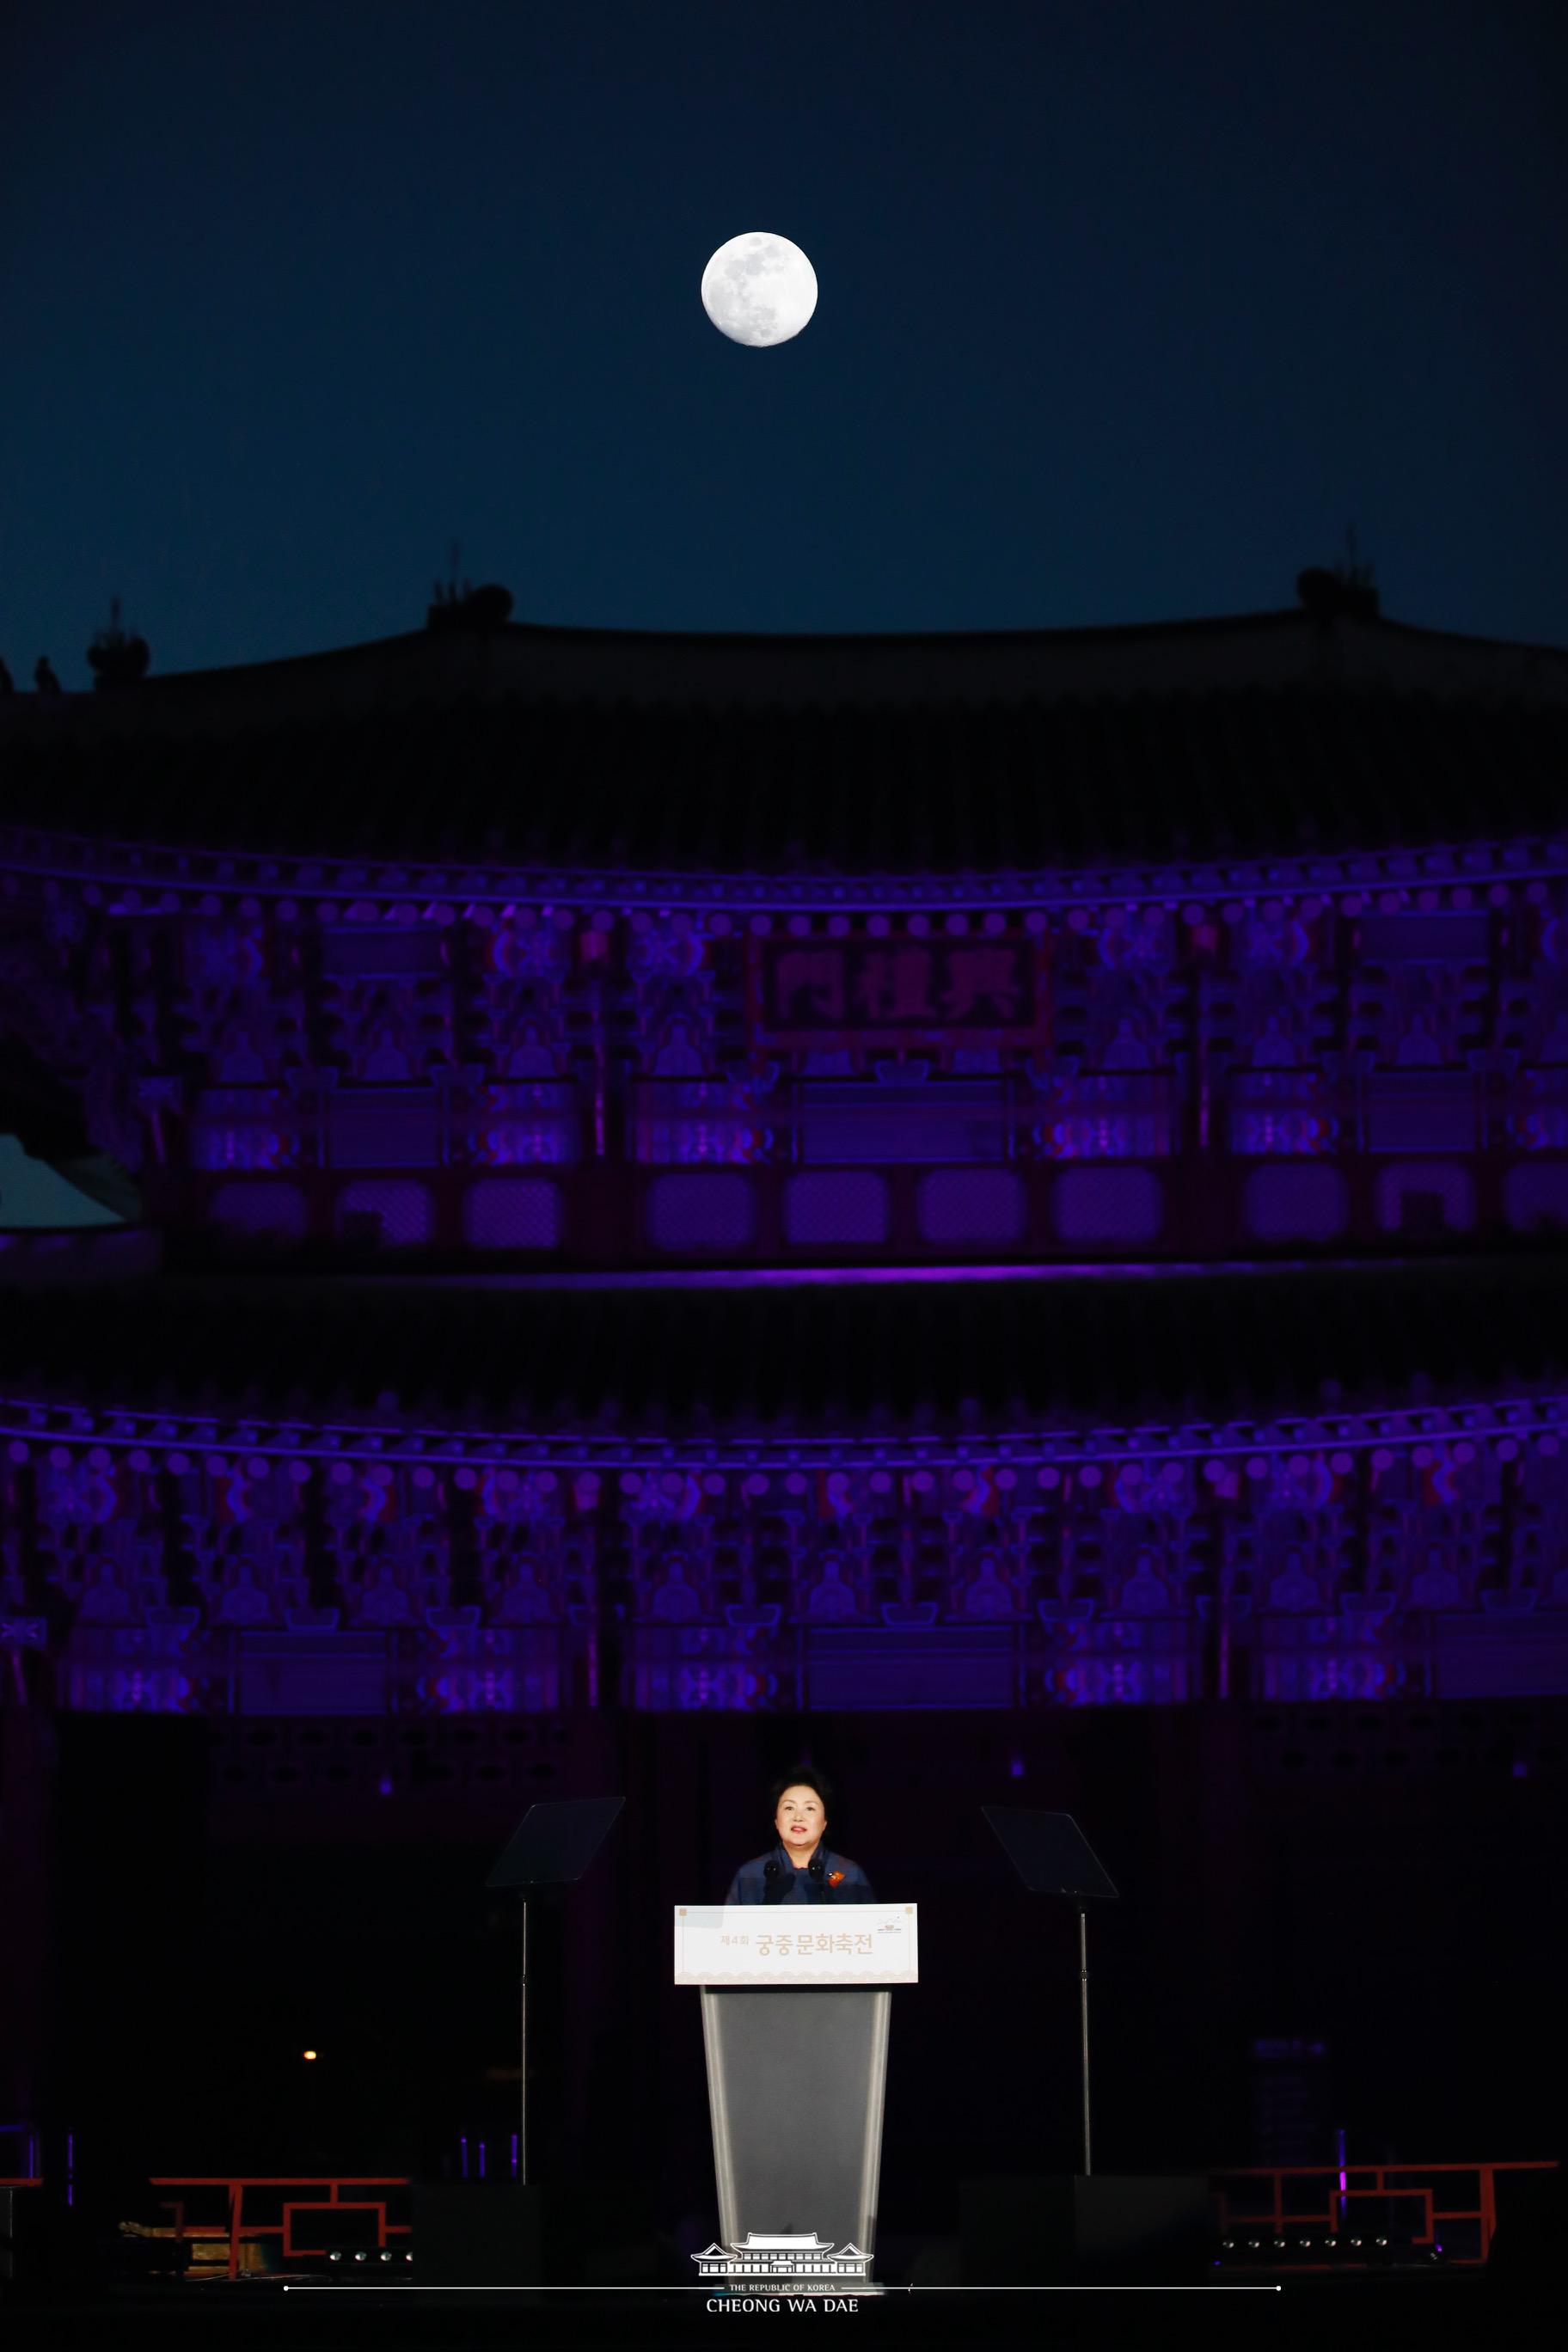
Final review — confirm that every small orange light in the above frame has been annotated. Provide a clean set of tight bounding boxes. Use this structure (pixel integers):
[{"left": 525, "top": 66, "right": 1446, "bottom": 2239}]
[{"left": 302, "top": 2049, "right": 318, "bottom": 2061}]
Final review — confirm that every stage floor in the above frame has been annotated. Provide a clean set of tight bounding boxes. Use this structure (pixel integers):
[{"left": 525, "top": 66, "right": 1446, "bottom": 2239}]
[{"left": 0, "top": 2269, "right": 1496, "bottom": 2352}]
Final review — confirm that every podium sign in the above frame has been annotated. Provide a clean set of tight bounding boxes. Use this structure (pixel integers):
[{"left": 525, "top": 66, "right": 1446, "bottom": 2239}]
[
  {"left": 674, "top": 1902, "right": 918, "bottom": 1987},
  {"left": 678, "top": 1903, "right": 916, "bottom": 2279}
]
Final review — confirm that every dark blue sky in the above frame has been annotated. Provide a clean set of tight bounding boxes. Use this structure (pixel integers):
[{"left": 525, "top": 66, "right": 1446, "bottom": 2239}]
[{"left": 3, "top": 0, "right": 1565, "bottom": 681}]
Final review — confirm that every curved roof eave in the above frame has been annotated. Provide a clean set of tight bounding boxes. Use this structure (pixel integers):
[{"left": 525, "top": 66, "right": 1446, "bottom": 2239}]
[{"left": 4, "top": 601, "right": 1565, "bottom": 744}]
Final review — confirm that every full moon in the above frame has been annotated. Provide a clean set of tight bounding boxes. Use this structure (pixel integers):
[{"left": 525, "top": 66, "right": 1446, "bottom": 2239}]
[{"left": 700, "top": 232, "right": 818, "bottom": 347}]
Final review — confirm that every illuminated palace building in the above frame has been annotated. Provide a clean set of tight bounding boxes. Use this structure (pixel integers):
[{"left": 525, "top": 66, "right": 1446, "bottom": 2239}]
[{"left": 4, "top": 570, "right": 1568, "bottom": 1724}]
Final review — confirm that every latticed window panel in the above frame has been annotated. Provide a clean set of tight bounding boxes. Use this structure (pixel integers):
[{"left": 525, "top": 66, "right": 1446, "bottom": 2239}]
[
  {"left": 916, "top": 1169, "right": 1026, "bottom": 1244},
  {"left": 1373, "top": 1161, "right": 1476, "bottom": 1236},
  {"left": 1504, "top": 1162, "right": 1568, "bottom": 1233},
  {"left": 209, "top": 1181, "right": 309, "bottom": 1236},
  {"left": 462, "top": 1178, "right": 562, "bottom": 1250},
  {"left": 646, "top": 1172, "right": 756, "bottom": 1251},
  {"left": 783, "top": 1172, "right": 890, "bottom": 1246},
  {"left": 333, "top": 1179, "right": 434, "bottom": 1247},
  {"left": 1243, "top": 1165, "right": 1349, "bottom": 1243},
  {"left": 1052, "top": 1166, "right": 1162, "bottom": 1243}
]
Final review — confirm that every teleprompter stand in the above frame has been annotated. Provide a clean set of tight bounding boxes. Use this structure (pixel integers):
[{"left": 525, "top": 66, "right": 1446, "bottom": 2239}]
[
  {"left": 414, "top": 1797, "right": 626, "bottom": 2288},
  {"left": 982, "top": 1807, "right": 1118, "bottom": 2176},
  {"left": 485, "top": 1795, "right": 624, "bottom": 2187},
  {"left": 971, "top": 1808, "right": 1212, "bottom": 2285}
]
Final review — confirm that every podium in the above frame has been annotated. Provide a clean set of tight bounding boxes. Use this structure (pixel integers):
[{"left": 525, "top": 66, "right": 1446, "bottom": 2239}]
[{"left": 675, "top": 1904, "right": 917, "bottom": 2285}]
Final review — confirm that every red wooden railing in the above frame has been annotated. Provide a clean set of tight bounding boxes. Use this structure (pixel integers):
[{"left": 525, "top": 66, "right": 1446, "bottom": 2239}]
[
  {"left": 1211, "top": 2160, "right": 1559, "bottom": 2266},
  {"left": 12, "top": 2156, "right": 1534, "bottom": 2280},
  {"left": 148, "top": 2175, "right": 410, "bottom": 2281}
]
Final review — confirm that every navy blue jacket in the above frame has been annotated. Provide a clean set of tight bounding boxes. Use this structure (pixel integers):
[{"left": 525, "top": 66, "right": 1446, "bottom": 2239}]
[{"left": 725, "top": 1844, "right": 874, "bottom": 1905}]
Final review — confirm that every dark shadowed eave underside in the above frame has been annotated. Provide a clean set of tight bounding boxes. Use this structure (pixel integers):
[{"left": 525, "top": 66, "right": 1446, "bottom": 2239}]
[
  {"left": 5, "top": 689, "right": 1568, "bottom": 873},
  {"left": 0, "top": 1259, "right": 1563, "bottom": 1439}
]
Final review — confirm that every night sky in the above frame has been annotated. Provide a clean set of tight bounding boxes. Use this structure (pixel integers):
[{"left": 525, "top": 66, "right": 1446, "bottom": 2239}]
[{"left": 3, "top": 0, "right": 1565, "bottom": 684}]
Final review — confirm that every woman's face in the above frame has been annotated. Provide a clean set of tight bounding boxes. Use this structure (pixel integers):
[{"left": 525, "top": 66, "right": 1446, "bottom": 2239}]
[{"left": 775, "top": 1784, "right": 826, "bottom": 1856}]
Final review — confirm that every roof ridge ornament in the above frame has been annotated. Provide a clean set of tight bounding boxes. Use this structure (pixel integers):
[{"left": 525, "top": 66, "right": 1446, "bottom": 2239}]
[
  {"left": 87, "top": 594, "right": 151, "bottom": 689},
  {"left": 427, "top": 543, "right": 514, "bottom": 634},
  {"left": 1297, "top": 524, "right": 1380, "bottom": 622}
]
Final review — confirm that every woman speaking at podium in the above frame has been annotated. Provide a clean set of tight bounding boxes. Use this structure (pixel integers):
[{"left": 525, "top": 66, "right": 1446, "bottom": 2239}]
[{"left": 724, "top": 1771, "right": 874, "bottom": 1905}]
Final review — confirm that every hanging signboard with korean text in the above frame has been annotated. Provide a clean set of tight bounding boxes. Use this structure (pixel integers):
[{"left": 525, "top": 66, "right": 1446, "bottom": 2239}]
[{"left": 746, "top": 934, "right": 1047, "bottom": 1053}]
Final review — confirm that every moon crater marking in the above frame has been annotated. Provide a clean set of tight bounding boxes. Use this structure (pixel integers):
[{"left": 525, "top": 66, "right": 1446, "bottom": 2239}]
[{"left": 701, "top": 232, "right": 818, "bottom": 347}]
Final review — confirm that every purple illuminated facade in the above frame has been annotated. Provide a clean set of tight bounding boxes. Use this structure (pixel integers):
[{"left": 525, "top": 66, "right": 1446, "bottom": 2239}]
[{"left": 3, "top": 583, "right": 1568, "bottom": 1713}]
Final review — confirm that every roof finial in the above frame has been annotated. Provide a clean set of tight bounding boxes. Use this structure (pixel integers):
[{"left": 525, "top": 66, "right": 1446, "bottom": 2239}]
[
  {"left": 87, "top": 594, "right": 150, "bottom": 689},
  {"left": 426, "top": 540, "right": 514, "bottom": 634},
  {"left": 1296, "top": 528, "right": 1379, "bottom": 622},
  {"left": 1338, "top": 521, "right": 1376, "bottom": 604}
]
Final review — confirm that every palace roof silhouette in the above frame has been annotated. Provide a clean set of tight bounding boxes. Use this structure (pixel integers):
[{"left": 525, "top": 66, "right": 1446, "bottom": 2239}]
[{"left": 5, "top": 596, "right": 1566, "bottom": 875}]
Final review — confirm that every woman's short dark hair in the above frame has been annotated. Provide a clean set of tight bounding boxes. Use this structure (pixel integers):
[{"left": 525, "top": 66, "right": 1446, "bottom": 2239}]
[{"left": 769, "top": 1767, "right": 836, "bottom": 1820}]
